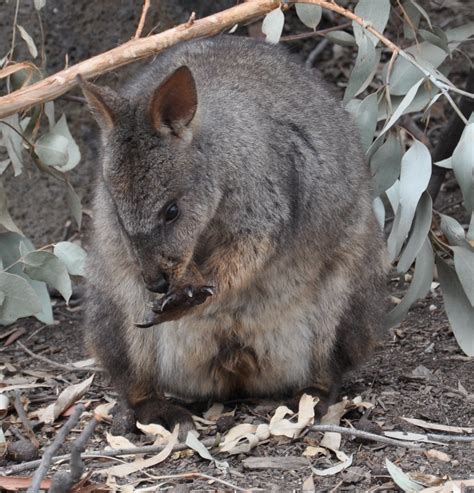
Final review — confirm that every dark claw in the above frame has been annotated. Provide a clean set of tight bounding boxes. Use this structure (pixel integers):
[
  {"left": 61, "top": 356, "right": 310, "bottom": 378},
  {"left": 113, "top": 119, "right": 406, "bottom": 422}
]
[
  {"left": 184, "top": 286, "right": 194, "bottom": 298},
  {"left": 202, "top": 286, "right": 215, "bottom": 296},
  {"left": 134, "top": 312, "right": 157, "bottom": 328}
]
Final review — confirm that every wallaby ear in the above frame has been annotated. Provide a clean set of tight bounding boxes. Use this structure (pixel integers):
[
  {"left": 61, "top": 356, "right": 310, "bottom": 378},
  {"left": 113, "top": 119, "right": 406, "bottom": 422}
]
[
  {"left": 149, "top": 66, "right": 198, "bottom": 136},
  {"left": 77, "top": 75, "right": 119, "bottom": 131}
]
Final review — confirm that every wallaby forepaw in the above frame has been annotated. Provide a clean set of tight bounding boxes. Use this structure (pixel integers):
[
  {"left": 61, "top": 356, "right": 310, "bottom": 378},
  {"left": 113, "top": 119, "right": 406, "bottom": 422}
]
[{"left": 135, "top": 285, "right": 214, "bottom": 328}]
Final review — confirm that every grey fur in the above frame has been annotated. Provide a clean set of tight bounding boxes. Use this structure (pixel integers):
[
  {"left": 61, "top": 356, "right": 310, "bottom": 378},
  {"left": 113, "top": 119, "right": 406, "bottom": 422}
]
[{"left": 83, "top": 36, "right": 387, "bottom": 425}]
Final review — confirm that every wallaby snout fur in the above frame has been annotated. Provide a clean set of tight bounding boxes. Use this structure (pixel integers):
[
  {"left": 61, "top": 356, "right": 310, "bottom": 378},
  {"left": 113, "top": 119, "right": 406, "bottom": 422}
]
[{"left": 82, "top": 36, "right": 387, "bottom": 433}]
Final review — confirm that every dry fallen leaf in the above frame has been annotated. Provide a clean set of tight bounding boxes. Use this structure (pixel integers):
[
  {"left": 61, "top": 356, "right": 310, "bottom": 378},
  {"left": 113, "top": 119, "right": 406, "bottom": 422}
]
[
  {"left": 402, "top": 417, "right": 473, "bottom": 434},
  {"left": 203, "top": 402, "right": 224, "bottom": 421},
  {"left": 425, "top": 449, "right": 451, "bottom": 463},
  {"left": 36, "top": 375, "right": 94, "bottom": 424},
  {"left": 419, "top": 479, "right": 474, "bottom": 492},
  {"left": 0, "top": 394, "right": 9, "bottom": 419},
  {"left": 270, "top": 393, "right": 316, "bottom": 438},
  {"left": 302, "top": 445, "right": 329, "bottom": 457},
  {"left": 136, "top": 422, "right": 172, "bottom": 445},
  {"left": 99, "top": 426, "right": 178, "bottom": 478},
  {"left": 94, "top": 402, "right": 115, "bottom": 422},
  {"left": 302, "top": 474, "right": 315, "bottom": 492},
  {"left": 310, "top": 454, "right": 353, "bottom": 477},
  {"left": 105, "top": 432, "right": 136, "bottom": 450}
]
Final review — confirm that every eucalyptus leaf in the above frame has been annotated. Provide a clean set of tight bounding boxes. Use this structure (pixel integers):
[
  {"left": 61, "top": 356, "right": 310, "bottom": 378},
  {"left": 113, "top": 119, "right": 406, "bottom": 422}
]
[
  {"left": 23, "top": 251, "right": 72, "bottom": 302},
  {"left": 435, "top": 157, "right": 452, "bottom": 169},
  {"left": 370, "top": 133, "right": 403, "bottom": 197},
  {"left": 54, "top": 241, "right": 86, "bottom": 277},
  {"left": 386, "top": 239, "right": 434, "bottom": 328},
  {"left": 45, "top": 101, "right": 55, "bottom": 130},
  {"left": 353, "top": 0, "right": 391, "bottom": 47},
  {"left": 389, "top": 25, "right": 474, "bottom": 95},
  {"left": 354, "top": 92, "right": 378, "bottom": 153},
  {"left": 397, "top": 192, "right": 432, "bottom": 273},
  {"left": 385, "top": 459, "right": 424, "bottom": 492},
  {"left": 17, "top": 25, "right": 38, "bottom": 59},
  {"left": 325, "top": 31, "right": 356, "bottom": 47},
  {"left": 34, "top": 0, "right": 46, "bottom": 10},
  {"left": 295, "top": 4, "right": 322, "bottom": 30},
  {"left": 387, "top": 140, "right": 431, "bottom": 260},
  {"left": 402, "top": 0, "right": 421, "bottom": 40},
  {"left": 343, "top": 34, "right": 377, "bottom": 104},
  {"left": 437, "top": 257, "right": 474, "bottom": 356},
  {"left": 0, "top": 272, "right": 42, "bottom": 324},
  {"left": 66, "top": 182, "right": 82, "bottom": 229},
  {"left": 410, "top": 1, "right": 433, "bottom": 29},
  {"left": 386, "top": 180, "right": 400, "bottom": 214},
  {"left": 0, "top": 160, "right": 10, "bottom": 175},
  {"left": 440, "top": 214, "right": 468, "bottom": 248},
  {"left": 262, "top": 8, "right": 284, "bottom": 44},
  {"left": 452, "top": 247, "right": 474, "bottom": 306},
  {"left": 373, "top": 197, "right": 385, "bottom": 230},
  {"left": 0, "top": 180, "right": 22, "bottom": 235},
  {"left": 379, "top": 79, "right": 425, "bottom": 138},
  {"left": 0, "top": 232, "right": 53, "bottom": 325},
  {"left": 419, "top": 29, "right": 449, "bottom": 54},
  {"left": 451, "top": 123, "right": 474, "bottom": 213},
  {"left": 52, "top": 115, "right": 81, "bottom": 171},
  {"left": 35, "top": 133, "right": 69, "bottom": 167},
  {"left": 0, "top": 114, "right": 24, "bottom": 176}
]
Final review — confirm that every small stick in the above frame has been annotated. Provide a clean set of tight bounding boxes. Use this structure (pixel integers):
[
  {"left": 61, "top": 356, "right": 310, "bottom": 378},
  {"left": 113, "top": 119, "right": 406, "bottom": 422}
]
[
  {"left": 27, "top": 404, "right": 85, "bottom": 493},
  {"left": 4, "top": 438, "right": 216, "bottom": 475},
  {"left": 145, "top": 472, "right": 250, "bottom": 492},
  {"left": 13, "top": 390, "right": 40, "bottom": 448},
  {"left": 281, "top": 22, "right": 352, "bottom": 42},
  {"left": 134, "top": 0, "right": 151, "bottom": 40},
  {"left": 16, "top": 341, "right": 98, "bottom": 373},
  {"left": 49, "top": 418, "right": 99, "bottom": 493}
]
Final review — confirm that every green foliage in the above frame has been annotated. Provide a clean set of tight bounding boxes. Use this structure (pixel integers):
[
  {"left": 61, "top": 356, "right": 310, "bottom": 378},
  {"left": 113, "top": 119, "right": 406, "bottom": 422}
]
[
  {"left": 260, "top": 2, "right": 474, "bottom": 356},
  {"left": 0, "top": 1, "right": 86, "bottom": 326}
]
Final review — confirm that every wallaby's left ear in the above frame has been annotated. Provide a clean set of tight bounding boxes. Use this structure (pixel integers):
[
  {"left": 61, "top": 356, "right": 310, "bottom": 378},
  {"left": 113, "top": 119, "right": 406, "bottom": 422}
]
[
  {"left": 77, "top": 75, "right": 120, "bottom": 132},
  {"left": 149, "top": 66, "right": 198, "bottom": 136}
]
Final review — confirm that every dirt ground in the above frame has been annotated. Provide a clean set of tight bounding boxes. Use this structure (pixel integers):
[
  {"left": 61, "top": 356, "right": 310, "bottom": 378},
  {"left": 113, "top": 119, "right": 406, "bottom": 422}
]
[{"left": 1, "top": 1, "right": 473, "bottom": 492}]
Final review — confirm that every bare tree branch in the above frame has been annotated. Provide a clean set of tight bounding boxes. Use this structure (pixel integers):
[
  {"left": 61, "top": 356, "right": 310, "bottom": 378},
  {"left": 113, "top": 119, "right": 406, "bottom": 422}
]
[{"left": 1, "top": 0, "right": 472, "bottom": 120}]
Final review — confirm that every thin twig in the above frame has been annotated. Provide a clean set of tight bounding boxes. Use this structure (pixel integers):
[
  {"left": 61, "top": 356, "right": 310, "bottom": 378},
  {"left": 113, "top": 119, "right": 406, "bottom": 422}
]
[
  {"left": 16, "top": 341, "right": 98, "bottom": 373},
  {"left": 3, "top": 438, "right": 217, "bottom": 475},
  {"left": 13, "top": 390, "right": 40, "bottom": 448},
  {"left": 145, "top": 472, "right": 250, "bottom": 492},
  {"left": 134, "top": 0, "right": 151, "bottom": 40},
  {"left": 281, "top": 22, "right": 352, "bottom": 42},
  {"left": 27, "top": 404, "right": 85, "bottom": 493},
  {"left": 310, "top": 424, "right": 421, "bottom": 448},
  {"left": 50, "top": 418, "right": 99, "bottom": 493},
  {"left": 305, "top": 38, "right": 329, "bottom": 68}
]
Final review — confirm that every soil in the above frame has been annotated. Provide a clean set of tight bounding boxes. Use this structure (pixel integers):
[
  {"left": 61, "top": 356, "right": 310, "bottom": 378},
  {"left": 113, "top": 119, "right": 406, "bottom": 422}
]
[{"left": 0, "top": 1, "right": 473, "bottom": 492}]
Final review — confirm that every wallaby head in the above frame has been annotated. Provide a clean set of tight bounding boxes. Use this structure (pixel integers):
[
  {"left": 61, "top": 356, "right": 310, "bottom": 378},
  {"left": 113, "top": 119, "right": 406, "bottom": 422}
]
[{"left": 79, "top": 67, "right": 222, "bottom": 293}]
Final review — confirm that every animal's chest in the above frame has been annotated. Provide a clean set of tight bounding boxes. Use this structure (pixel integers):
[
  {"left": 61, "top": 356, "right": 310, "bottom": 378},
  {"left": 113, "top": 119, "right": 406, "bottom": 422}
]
[{"left": 154, "top": 303, "right": 314, "bottom": 400}]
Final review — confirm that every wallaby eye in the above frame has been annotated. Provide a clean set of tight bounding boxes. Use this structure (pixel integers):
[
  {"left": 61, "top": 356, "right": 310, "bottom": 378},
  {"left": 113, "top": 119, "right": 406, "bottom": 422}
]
[{"left": 164, "top": 202, "right": 179, "bottom": 223}]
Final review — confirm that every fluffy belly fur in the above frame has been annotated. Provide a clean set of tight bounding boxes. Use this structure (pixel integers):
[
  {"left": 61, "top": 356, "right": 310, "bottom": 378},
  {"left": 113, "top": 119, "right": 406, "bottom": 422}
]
[{"left": 156, "top": 309, "right": 315, "bottom": 399}]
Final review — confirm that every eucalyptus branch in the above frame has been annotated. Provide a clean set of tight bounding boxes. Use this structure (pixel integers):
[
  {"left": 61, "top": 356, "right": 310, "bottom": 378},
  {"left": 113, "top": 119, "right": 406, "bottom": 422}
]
[{"left": 0, "top": 0, "right": 472, "bottom": 119}]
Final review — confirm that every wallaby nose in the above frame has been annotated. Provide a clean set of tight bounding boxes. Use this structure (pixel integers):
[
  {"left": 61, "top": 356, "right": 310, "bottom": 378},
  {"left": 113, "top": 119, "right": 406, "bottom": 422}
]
[{"left": 144, "top": 273, "right": 169, "bottom": 294}]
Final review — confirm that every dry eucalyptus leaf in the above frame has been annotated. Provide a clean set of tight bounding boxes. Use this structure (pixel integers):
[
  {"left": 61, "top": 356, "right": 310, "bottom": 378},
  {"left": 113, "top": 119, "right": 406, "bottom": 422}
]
[
  {"left": 99, "top": 427, "right": 178, "bottom": 478},
  {"left": 0, "top": 394, "right": 9, "bottom": 419},
  {"left": 302, "top": 474, "right": 315, "bottom": 493},
  {"left": 425, "top": 449, "right": 451, "bottom": 463},
  {"left": 203, "top": 402, "right": 224, "bottom": 421},
  {"left": 402, "top": 417, "right": 473, "bottom": 434},
  {"left": 310, "top": 454, "right": 353, "bottom": 477},
  {"left": 270, "top": 393, "right": 316, "bottom": 438},
  {"left": 93, "top": 402, "right": 115, "bottom": 422},
  {"left": 37, "top": 375, "right": 93, "bottom": 424},
  {"left": 303, "top": 445, "right": 329, "bottom": 458},
  {"left": 105, "top": 432, "right": 136, "bottom": 450}
]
